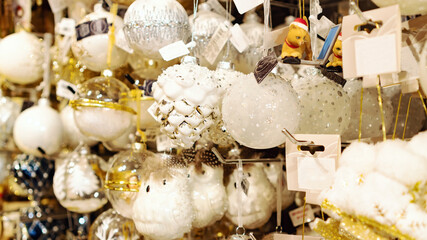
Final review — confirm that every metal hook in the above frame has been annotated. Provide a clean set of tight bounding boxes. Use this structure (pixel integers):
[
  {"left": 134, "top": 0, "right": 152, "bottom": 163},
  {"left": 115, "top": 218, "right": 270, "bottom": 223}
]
[
  {"left": 211, "top": 147, "right": 282, "bottom": 165},
  {"left": 281, "top": 128, "right": 325, "bottom": 155},
  {"left": 350, "top": 1, "right": 382, "bottom": 33}
]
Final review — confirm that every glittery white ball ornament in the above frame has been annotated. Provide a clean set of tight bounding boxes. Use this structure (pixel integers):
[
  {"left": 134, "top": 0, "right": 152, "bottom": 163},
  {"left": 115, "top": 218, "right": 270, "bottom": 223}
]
[
  {"left": 71, "top": 4, "right": 128, "bottom": 72},
  {"left": 13, "top": 99, "right": 63, "bottom": 157},
  {"left": 60, "top": 105, "right": 98, "bottom": 148},
  {"left": 0, "top": 31, "right": 43, "bottom": 85},
  {"left": 152, "top": 56, "right": 221, "bottom": 148},
  {"left": 71, "top": 76, "right": 134, "bottom": 142},
  {"left": 292, "top": 74, "right": 350, "bottom": 135},
  {"left": 124, "top": 0, "right": 190, "bottom": 60},
  {"left": 342, "top": 79, "right": 393, "bottom": 141},
  {"left": 222, "top": 73, "right": 300, "bottom": 149},
  {"left": 371, "top": 0, "right": 427, "bottom": 15},
  {"left": 133, "top": 168, "right": 193, "bottom": 240},
  {"left": 226, "top": 164, "right": 275, "bottom": 229}
]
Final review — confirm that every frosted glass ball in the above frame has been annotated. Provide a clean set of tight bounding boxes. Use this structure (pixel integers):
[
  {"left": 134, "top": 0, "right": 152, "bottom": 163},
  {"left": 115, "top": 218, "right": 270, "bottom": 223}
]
[
  {"left": 292, "top": 75, "right": 351, "bottom": 135},
  {"left": 13, "top": 99, "right": 64, "bottom": 157},
  {"left": 389, "top": 93, "right": 425, "bottom": 139},
  {"left": 60, "top": 105, "right": 98, "bottom": 148},
  {"left": 371, "top": 0, "right": 427, "bottom": 15},
  {"left": 88, "top": 209, "right": 142, "bottom": 240},
  {"left": 71, "top": 4, "right": 128, "bottom": 72},
  {"left": 124, "top": 0, "right": 190, "bottom": 59},
  {"left": 222, "top": 73, "right": 300, "bottom": 149},
  {"left": 342, "top": 79, "right": 393, "bottom": 141},
  {"left": 0, "top": 31, "right": 43, "bottom": 84}
]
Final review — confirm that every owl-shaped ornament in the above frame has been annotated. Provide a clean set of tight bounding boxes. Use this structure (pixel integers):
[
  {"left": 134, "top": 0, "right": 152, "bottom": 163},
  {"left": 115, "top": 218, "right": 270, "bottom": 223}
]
[
  {"left": 186, "top": 149, "right": 228, "bottom": 228},
  {"left": 132, "top": 168, "right": 193, "bottom": 240},
  {"left": 226, "top": 164, "right": 276, "bottom": 229}
]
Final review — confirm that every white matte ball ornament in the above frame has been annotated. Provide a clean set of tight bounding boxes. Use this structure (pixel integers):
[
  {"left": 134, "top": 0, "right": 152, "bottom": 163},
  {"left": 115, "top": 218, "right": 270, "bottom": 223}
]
[
  {"left": 293, "top": 75, "right": 351, "bottom": 135},
  {"left": 60, "top": 105, "right": 98, "bottom": 148},
  {"left": 71, "top": 4, "right": 128, "bottom": 72},
  {"left": 371, "top": 0, "right": 427, "bottom": 15},
  {"left": 0, "top": 31, "right": 43, "bottom": 85},
  {"left": 124, "top": 0, "right": 190, "bottom": 60},
  {"left": 222, "top": 73, "right": 300, "bottom": 149},
  {"left": 13, "top": 99, "right": 63, "bottom": 157}
]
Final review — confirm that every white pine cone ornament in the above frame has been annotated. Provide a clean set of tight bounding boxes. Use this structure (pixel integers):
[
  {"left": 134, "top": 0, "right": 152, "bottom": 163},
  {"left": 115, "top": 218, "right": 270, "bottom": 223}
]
[{"left": 152, "top": 57, "right": 221, "bottom": 148}]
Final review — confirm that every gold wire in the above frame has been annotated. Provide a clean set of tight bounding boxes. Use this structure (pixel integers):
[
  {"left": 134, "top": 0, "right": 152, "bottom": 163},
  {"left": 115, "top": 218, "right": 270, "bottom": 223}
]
[
  {"left": 302, "top": 0, "right": 305, "bottom": 19},
  {"left": 136, "top": 89, "right": 148, "bottom": 144},
  {"left": 321, "top": 209, "right": 325, "bottom": 221},
  {"left": 402, "top": 96, "right": 412, "bottom": 140},
  {"left": 358, "top": 87, "right": 364, "bottom": 142},
  {"left": 302, "top": 195, "right": 306, "bottom": 240},
  {"left": 376, "top": 83, "right": 386, "bottom": 141},
  {"left": 299, "top": 0, "right": 302, "bottom": 18},
  {"left": 107, "top": 4, "right": 119, "bottom": 70},
  {"left": 392, "top": 93, "right": 402, "bottom": 140},
  {"left": 417, "top": 90, "right": 427, "bottom": 115},
  {"left": 69, "top": 99, "right": 136, "bottom": 114}
]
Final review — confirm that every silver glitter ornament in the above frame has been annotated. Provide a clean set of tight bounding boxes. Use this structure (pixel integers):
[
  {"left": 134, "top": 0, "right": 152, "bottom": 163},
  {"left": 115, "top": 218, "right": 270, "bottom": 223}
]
[{"left": 124, "top": 0, "right": 191, "bottom": 60}]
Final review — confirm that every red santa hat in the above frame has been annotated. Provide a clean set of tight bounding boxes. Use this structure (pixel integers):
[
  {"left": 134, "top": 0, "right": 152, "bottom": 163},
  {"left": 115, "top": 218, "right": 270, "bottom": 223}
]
[
  {"left": 290, "top": 18, "right": 308, "bottom": 32},
  {"left": 337, "top": 32, "right": 342, "bottom": 41}
]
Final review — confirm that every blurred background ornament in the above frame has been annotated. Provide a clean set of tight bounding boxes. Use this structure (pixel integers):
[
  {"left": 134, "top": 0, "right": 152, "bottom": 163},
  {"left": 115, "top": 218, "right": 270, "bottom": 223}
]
[
  {"left": 122, "top": 89, "right": 159, "bottom": 130},
  {"left": 67, "top": 0, "right": 98, "bottom": 23},
  {"left": 70, "top": 76, "right": 134, "bottom": 142},
  {"left": 88, "top": 208, "right": 142, "bottom": 240},
  {"left": 371, "top": 0, "right": 427, "bottom": 15},
  {"left": 13, "top": 98, "right": 64, "bottom": 157},
  {"left": 222, "top": 73, "right": 300, "bottom": 149},
  {"left": 152, "top": 56, "right": 221, "bottom": 148},
  {"left": 19, "top": 205, "right": 67, "bottom": 240},
  {"left": 292, "top": 71, "right": 351, "bottom": 135},
  {"left": 0, "top": 31, "right": 43, "bottom": 85},
  {"left": 60, "top": 105, "right": 98, "bottom": 149},
  {"left": 0, "top": 90, "right": 20, "bottom": 147},
  {"left": 71, "top": 4, "right": 129, "bottom": 72},
  {"left": 53, "top": 144, "right": 108, "bottom": 213},
  {"left": 102, "top": 125, "right": 135, "bottom": 151},
  {"left": 124, "top": 0, "right": 190, "bottom": 59}
]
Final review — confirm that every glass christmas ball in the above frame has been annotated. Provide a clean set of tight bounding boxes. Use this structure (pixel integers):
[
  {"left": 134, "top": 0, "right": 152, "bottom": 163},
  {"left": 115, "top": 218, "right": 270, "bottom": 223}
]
[
  {"left": 53, "top": 145, "right": 108, "bottom": 213},
  {"left": 71, "top": 4, "right": 129, "bottom": 72},
  {"left": 234, "top": 11, "right": 264, "bottom": 74},
  {"left": 11, "top": 154, "right": 55, "bottom": 201},
  {"left": 123, "top": 0, "right": 190, "bottom": 60},
  {"left": 89, "top": 208, "right": 142, "bottom": 240},
  {"left": 342, "top": 79, "right": 394, "bottom": 141},
  {"left": 0, "top": 93, "right": 20, "bottom": 147},
  {"left": 122, "top": 89, "right": 159, "bottom": 130},
  {"left": 102, "top": 125, "right": 135, "bottom": 151},
  {"left": 60, "top": 105, "right": 98, "bottom": 148},
  {"left": 105, "top": 144, "right": 159, "bottom": 219},
  {"left": 71, "top": 76, "right": 134, "bottom": 142},
  {"left": 128, "top": 54, "right": 177, "bottom": 78},
  {"left": 13, "top": 98, "right": 64, "bottom": 157},
  {"left": 0, "top": 31, "right": 43, "bottom": 85},
  {"left": 222, "top": 73, "right": 300, "bottom": 149},
  {"left": 152, "top": 57, "right": 221, "bottom": 148},
  {"left": 371, "top": 0, "right": 427, "bottom": 15},
  {"left": 292, "top": 73, "right": 351, "bottom": 135}
]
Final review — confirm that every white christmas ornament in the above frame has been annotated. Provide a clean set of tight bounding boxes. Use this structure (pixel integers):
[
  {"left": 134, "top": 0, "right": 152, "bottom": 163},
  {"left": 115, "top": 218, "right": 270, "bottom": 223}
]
[
  {"left": 226, "top": 164, "right": 275, "bottom": 229},
  {"left": 123, "top": 90, "right": 159, "bottom": 130},
  {"left": 71, "top": 4, "right": 128, "bottom": 72},
  {"left": 152, "top": 57, "right": 221, "bottom": 148},
  {"left": 0, "top": 93, "right": 20, "bottom": 146},
  {"left": 13, "top": 99, "right": 63, "bottom": 157},
  {"left": 222, "top": 73, "right": 300, "bottom": 149},
  {"left": 0, "top": 31, "right": 43, "bottom": 85},
  {"left": 371, "top": 0, "right": 427, "bottom": 15},
  {"left": 89, "top": 208, "right": 141, "bottom": 240},
  {"left": 292, "top": 74, "right": 351, "bottom": 135},
  {"left": 103, "top": 125, "right": 135, "bottom": 151},
  {"left": 124, "top": 0, "right": 190, "bottom": 60},
  {"left": 342, "top": 79, "right": 393, "bottom": 141},
  {"left": 60, "top": 105, "right": 98, "bottom": 148},
  {"left": 132, "top": 168, "right": 193, "bottom": 240}
]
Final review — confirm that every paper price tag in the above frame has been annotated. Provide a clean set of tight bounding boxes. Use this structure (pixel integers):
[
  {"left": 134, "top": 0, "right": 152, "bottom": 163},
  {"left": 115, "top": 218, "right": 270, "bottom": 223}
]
[
  {"left": 56, "top": 18, "right": 76, "bottom": 36},
  {"left": 115, "top": 28, "right": 134, "bottom": 54},
  {"left": 297, "top": 157, "right": 335, "bottom": 190},
  {"left": 233, "top": 0, "right": 263, "bottom": 14},
  {"left": 156, "top": 134, "right": 176, "bottom": 152},
  {"left": 159, "top": 40, "right": 190, "bottom": 61},
  {"left": 230, "top": 24, "right": 250, "bottom": 53},
  {"left": 263, "top": 27, "right": 289, "bottom": 50},
  {"left": 289, "top": 205, "right": 315, "bottom": 227},
  {"left": 147, "top": 102, "right": 158, "bottom": 122},
  {"left": 203, "top": 23, "right": 230, "bottom": 65},
  {"left": 56, "top": 80, "right": 77, "bottom": 99},
  {"left": 47, "top": 0, "right": 70, "bottom": 13},
  {"left": 207, "top": 0, "right": 235, "bottom": 22}
]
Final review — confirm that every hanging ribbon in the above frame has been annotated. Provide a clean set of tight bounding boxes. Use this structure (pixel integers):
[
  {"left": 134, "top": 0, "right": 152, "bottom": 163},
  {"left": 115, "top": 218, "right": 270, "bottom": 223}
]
[
  {"left": 402, "top": 96, "right": 412, "bottom": 140},
  {"left": 107, "top": 3, "right": 119, "bottom": 71}
]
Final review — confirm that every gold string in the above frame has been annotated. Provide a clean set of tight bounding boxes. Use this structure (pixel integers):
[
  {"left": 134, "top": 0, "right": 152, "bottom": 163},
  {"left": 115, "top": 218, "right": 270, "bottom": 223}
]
[
  {"left": 302, "top": 0, "right": 305, "bottom": 19},
  {"left": 136, "top": 89, "right": 148, "bottom": 145},
  {"left": 358, "top": 87, "right": 364, "bottom": 141},
  {"left": 302, "top": 195, "right": 306, "bottom": 240},
  {"left": 402, "top": 96, "right": 412, "bottom": 140},
  {"left": 376, "top": 83, "right": 386, "bottom": 141},
  {"left": 392, "top": 93, "right": 402, "bottom": 140},
  {"left": 321, "top": 209, "right": 325, "bottom": 221},
  {"left": 417, "top": 90, "right": 427, "bottom": 115},
  {"left": 298, "top": 0, "right": 302, "bottom": 18},
  {"left": 107, "top": 3, "right": 119, "bottom": 70}
]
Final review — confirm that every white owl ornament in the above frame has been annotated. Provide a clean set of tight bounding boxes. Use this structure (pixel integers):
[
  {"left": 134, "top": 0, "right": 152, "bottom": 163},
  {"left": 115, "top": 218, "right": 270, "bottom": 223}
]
[{"left": 132, "top": 168, "right": 193, "bottom": 240}]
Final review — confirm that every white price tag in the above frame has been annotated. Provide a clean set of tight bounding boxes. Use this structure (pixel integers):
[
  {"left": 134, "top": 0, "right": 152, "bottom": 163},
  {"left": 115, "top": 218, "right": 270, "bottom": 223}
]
[
  {"left": 207, "top": 0, "right": 235, "bottom": 22},
  {"left": 203, "top": 23, "right": 230, "bottom": 65},
  {"left": 355, "top": 34, "right": 398, "bottom": 77},
  {"left": 147, "top": 102, "right": 158, "bottom": 122},
  {"left": 263, "top": 26, "right": 289, "bottom": 50},
  {"left": 56, "top": 80, "right": 77, "bottom": 99},
  {"left": 230, "top": 24, "right": 250, "bottom": 53},
  {"left": 56, "top": 18, "right": 76, "bottom": 36},
  {"left": 47, "top": 0, "right": 70, "bottom": 13},
  {"left": 156, "top": 134, "right": 176, "bottom": 152},
  {"left": 233, "top": 0, "right": 263, "bottom": 14},
  {"left": 297, "top": 157, "right": 335, "bottom": 191},
  {"left": 159, "top": 40, "right": 190, "bottom": 61},
  {"left": 289, "top": 205, "right": 315, "bottom": 227},
  {"left": 115, "top": 28, "right": 134, "bottom": 54}
]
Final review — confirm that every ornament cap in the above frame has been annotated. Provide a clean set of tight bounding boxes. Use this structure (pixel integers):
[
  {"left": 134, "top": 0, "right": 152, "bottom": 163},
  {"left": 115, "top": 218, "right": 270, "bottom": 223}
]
[
  {"left": 181, "top": 56, "right": 199, "bottom": 65},
  {"left": 217, "top": 61, "right": 234, "bottom": 70},
  {"left": 38, "top": 98, "right": 50, "bottom": 107},
  {"left": 198, "top": 3, "right": 212, "bottom": 12}
]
